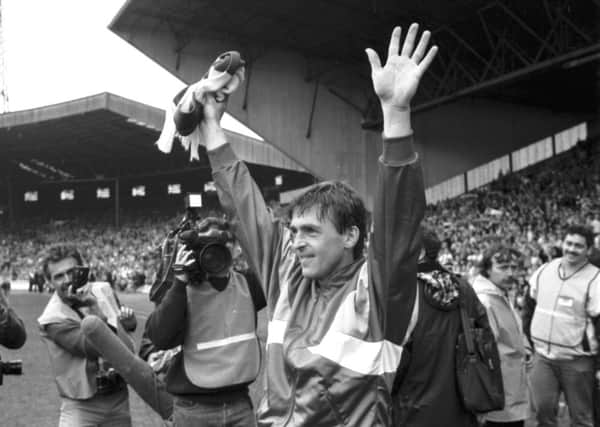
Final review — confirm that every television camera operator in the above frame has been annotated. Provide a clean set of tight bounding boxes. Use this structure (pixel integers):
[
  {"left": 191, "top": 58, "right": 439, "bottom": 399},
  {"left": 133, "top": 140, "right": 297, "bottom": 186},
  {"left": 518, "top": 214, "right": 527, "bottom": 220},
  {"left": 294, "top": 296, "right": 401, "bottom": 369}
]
[
  {"left": 139, "top": 195, "right": 207, "bottom": 380},
  {"left": 145, "top": 210, "right": 265, "bottom": 427},
  {"left": 37, "top": 245, "right": 137, "bottom": 426},
  {"left": 0, "top": 277, "right": 26, "bottom": 386}
]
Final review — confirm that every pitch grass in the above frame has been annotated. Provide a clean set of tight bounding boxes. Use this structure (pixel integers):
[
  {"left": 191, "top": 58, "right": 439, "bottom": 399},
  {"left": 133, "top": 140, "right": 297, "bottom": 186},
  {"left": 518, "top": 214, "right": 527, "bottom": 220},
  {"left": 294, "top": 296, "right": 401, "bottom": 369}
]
[{"left": 0, "top": 291, "right": 567, "bottom": 426}]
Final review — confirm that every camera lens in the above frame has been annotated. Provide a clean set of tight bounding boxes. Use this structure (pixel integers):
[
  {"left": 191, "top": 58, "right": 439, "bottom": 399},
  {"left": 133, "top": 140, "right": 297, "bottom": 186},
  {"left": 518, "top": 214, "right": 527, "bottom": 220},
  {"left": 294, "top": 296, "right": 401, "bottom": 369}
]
[{"left": 198, "top": 243, "right": 232, "bottom": 275}]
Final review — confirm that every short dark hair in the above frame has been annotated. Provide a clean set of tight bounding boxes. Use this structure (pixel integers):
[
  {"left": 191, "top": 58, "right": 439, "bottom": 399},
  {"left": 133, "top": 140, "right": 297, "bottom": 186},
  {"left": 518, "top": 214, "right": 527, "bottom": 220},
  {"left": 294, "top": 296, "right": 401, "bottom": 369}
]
[
  {"left": 479, "top": 244, "right": 520, "bottom": 278},
  {"left": 288, "top": 181, "right": 367, "bottom": 259},
  {"left": 563, "top": 224, "right": 594, "bottom": 248},
  {"left": 42, "top": 245, "right": 83, "bottom": 280}
]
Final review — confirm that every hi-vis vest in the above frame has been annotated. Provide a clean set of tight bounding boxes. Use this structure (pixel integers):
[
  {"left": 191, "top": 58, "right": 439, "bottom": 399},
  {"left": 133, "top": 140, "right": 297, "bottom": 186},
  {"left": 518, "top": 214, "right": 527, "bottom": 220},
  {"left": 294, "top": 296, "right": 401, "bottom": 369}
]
[
  {"left": 183, "top": 271, "right": 260, "bottom": 388},
  {"left": 531, "top": 259, "right": 600, "bottom": 358},
  {"left": 38, "top": 293, "right": 98, "bottom": 399}
]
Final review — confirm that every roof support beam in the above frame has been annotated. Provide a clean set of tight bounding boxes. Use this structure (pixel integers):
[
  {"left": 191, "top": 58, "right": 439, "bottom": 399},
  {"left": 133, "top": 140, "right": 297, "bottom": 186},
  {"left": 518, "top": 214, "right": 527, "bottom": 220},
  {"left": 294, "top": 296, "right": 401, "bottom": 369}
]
[
  {"left": 328, "top": 88, "right": 366, "bottom": 115},
  {"left": 305, "top": 79, "right": 319, "bottom": 138},
  {"left": 38, "top": 165, "right": 212, "bottom": 184},
  {"left": 493, "top": 1, "right": 559, "bottom": 56},
  {"left": 415, "top": 41, "right": 600, "bottom": 112},
  {"left": 413, "top": 0, "right": 600, "bottom": 108},
  {"left": 550, "top": 0, "right": 593, "bottom": 44}
]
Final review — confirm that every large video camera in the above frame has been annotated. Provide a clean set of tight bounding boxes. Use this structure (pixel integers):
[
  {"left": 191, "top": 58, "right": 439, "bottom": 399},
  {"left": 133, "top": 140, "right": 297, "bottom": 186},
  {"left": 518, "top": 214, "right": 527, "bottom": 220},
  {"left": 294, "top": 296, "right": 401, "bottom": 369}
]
[
  {"left": 67, "top": 266, "right": 91, "bottom": 293},
  {"left": 0, "top": 353, "right": 22, "bottom": 386},
  {"left": 174, "top": 194, "right": 233, "bottom": 280},
  {"left": 177, "top": 225, "right": 233, "bottom": 278},
  {"left": 150, "top": 194, "right": 233, "bottom": 301}
]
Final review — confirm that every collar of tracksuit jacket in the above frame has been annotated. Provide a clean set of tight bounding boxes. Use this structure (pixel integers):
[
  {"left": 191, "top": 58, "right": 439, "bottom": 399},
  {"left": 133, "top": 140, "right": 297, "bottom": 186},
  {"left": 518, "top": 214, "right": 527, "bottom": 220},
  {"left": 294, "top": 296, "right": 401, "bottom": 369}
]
[{"left": 310, "top": 257, "right": 365, "bottom": 293}]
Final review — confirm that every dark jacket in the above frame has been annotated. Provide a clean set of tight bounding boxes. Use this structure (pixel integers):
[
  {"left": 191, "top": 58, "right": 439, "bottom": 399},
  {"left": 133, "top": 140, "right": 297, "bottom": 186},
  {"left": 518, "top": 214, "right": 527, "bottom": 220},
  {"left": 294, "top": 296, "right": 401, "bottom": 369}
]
[
  {"left": 145, "top": 269, "right": 265, "bottom": 398},
  {"left": 392, "top": 260, "right": 490, "bottom": 427},
  {"left": 208, "top": 134, "right": 423, "bottom": 426},
  {"left": 0, "top": 303, "right": 26, "bottom": 349}
]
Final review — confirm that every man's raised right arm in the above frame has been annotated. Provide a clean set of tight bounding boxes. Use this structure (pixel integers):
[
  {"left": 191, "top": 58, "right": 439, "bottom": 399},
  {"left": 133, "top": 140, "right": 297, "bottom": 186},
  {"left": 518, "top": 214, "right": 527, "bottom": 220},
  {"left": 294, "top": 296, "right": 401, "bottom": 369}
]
[{"left": 201, "top": 103, "right": 283, "bottom": 297}]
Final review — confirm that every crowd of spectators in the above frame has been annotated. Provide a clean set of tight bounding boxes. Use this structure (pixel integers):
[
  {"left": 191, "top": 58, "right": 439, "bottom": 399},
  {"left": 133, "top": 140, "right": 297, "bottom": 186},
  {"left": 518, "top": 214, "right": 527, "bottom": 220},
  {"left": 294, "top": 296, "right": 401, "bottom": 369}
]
[
  {"left": 0, "top": 208, "right": 224, "bottom": 291},
  {"left": 425, "top": 138, "right": 600, "bottom": 282},
  {"left": 1, "top": 139, "right": 598, "bottom": 293}
]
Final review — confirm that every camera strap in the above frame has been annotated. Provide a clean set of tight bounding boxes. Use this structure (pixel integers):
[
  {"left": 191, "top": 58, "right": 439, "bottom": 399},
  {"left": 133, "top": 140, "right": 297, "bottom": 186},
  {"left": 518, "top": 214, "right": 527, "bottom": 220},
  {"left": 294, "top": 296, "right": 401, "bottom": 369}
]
[
  {"left": 242, "top": 269, "right": 266, "bottom": 312},
  {"left": 149, "top": 236, "right": 180, "bottom": 303}
]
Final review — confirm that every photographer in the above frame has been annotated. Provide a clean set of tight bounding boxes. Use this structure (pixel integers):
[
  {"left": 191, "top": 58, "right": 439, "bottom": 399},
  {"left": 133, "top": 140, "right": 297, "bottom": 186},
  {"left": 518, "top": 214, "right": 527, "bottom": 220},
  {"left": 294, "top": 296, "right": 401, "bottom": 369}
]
[
  {"left": 37, "top": 245, "right": 136, "bottom": 427},
  {"left": 145, "top": 217, "right": 265, "bottom": 427},
  {"left": 0, "top": 279, "right": 26, "bottom": 349}
]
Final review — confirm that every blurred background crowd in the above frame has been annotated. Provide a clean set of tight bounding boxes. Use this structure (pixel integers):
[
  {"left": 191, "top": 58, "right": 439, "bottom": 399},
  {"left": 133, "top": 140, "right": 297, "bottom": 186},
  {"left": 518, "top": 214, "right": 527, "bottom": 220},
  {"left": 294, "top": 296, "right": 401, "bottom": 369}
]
[
  {"left": 1, "top": 138, "right": 599, "bottom": 299},
  {"left": 425, "top": 138, "right": 600, "bottom": 283}
]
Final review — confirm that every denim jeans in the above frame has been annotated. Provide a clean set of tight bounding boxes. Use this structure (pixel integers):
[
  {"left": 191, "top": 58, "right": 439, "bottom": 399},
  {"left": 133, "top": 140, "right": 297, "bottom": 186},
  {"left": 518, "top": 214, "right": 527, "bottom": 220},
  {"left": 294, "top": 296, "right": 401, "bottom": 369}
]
[
  {"left": 173, "top": 394, "right": 256, "bottom": 427},
  {"left": 59, "top": 388, "right": 131, "bottom": 427},
  {"left": 530, "top": 354, "right": 594, "bottom": 427}
]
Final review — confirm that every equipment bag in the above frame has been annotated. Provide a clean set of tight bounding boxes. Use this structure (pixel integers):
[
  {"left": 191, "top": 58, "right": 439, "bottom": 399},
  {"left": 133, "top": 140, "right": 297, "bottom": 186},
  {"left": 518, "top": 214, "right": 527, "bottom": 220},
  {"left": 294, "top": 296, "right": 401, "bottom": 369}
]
[{"left": 455, "top": 292, "right": 505, "bottom": 413}]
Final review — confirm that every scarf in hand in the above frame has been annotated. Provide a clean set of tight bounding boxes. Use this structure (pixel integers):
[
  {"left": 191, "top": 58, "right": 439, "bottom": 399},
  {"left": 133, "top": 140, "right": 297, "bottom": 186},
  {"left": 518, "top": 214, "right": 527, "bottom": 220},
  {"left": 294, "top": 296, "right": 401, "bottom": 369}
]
[
  {"left": 156, "top": 51, "right": 245, "bottom": 160},
  {"left": 418, "top": 260, "right": 460, "bottom": 310}
]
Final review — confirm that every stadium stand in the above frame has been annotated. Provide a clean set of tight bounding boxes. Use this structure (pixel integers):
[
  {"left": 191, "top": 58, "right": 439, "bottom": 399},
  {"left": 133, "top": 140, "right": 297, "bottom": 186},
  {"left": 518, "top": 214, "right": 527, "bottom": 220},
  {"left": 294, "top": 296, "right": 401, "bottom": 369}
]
[
  {"left": 425, "top": 135, "right": 600, "bottom": 282},
  {"left": 0, "top": 208, "right": 228, "bottom": 290}
]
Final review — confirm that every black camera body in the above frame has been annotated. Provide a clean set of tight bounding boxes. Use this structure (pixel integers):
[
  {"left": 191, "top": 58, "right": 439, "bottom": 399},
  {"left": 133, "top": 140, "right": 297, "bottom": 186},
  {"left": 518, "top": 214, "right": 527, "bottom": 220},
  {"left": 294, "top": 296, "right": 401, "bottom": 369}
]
[
  {"left": 0, "top": 354, "right": 23, "bottom": 386},
  {"left": 149, "top": 209, "right": 234, "bottom": 302},
  {"left": 177, "top": 228, "right": 233, "bottom": 277},
  {"left": 68, "top": 266, "right": 91, "bottom": 293},
  {"left": 96, "top": 367, "right": 125, "bottom": 395}
]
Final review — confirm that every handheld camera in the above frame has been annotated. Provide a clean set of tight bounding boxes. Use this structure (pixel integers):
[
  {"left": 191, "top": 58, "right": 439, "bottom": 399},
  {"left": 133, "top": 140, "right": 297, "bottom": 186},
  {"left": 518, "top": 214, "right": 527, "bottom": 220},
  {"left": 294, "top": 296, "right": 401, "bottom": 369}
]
[
  {"left": 0, "top": 354, "right": 22, "bottom": 386},
  {"left": 174, "top": 194, "right": 233, "bottom": 278},
  {"left": 149, "top": 193, "right": 233, "bottom": 301},
  {"left": 177, "top": 223, "right": 233, "bottom": 277},
  {"left": 96, "top": 367, "right": 125, "bottom": 395},
  {"left": 68, "top": 266, "right": 91, "bottom": 293}
]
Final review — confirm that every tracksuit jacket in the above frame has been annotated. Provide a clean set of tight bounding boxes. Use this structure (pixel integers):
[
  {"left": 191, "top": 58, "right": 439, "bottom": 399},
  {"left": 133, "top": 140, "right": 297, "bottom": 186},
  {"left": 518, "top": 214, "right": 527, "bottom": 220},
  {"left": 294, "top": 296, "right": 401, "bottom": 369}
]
[{"left": 207, "top": 133, "right": 424, "bottom": 426}]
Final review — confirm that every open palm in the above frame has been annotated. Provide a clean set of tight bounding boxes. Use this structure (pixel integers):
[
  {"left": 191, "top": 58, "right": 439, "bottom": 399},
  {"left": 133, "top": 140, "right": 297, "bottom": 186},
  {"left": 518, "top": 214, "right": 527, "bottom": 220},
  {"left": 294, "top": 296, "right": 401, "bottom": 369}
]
[{"left": 366, "top": 24, "right": 438, "bottom": 109}]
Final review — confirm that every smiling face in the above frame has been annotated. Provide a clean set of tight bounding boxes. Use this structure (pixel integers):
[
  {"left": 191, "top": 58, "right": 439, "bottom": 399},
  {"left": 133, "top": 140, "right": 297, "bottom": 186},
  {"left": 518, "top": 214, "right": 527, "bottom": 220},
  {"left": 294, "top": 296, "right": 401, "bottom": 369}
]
[
  {"left": 562, "top": 233, "right": 589, "bottom": 267},
  {"left": 290, "top": 206, "right": 357, "bottom": 280},
  {"left": 47, "top": 256, "right": 79, "bottom": 301}
]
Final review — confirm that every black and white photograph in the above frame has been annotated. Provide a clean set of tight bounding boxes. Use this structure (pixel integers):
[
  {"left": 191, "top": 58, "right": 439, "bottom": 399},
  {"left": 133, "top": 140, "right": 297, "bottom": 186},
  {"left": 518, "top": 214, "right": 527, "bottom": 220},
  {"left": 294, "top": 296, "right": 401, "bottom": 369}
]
[{"left": 0, "top": 1, "right": 599, "bottom": 426}]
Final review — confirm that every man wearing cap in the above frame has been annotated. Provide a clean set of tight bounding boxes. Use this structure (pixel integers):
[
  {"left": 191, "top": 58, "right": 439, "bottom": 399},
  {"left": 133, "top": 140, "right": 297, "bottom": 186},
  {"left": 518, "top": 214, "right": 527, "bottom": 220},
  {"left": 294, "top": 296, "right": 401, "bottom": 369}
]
[
  {"left": 145, "top": 217, "right": 265, "bottom": 427},
  {"left": 525, "top": 224, "right": 600, "bottom": 427},
  {"left": 392, "top": 227, "right": 493, "bottom": 427},
  {"left": 473, "top": 245, "right": 531, "bottom": 427}
]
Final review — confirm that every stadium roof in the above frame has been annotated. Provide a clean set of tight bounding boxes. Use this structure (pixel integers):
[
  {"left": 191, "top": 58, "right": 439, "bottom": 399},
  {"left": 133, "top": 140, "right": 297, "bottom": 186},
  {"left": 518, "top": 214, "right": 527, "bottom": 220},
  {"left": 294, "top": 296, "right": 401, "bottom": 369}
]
[
  {"left": 0, "top": 92, "right": 307, "bottom": 183},
  {"left": 110, "top": 0, "right": 600, "bottom": 114}
]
